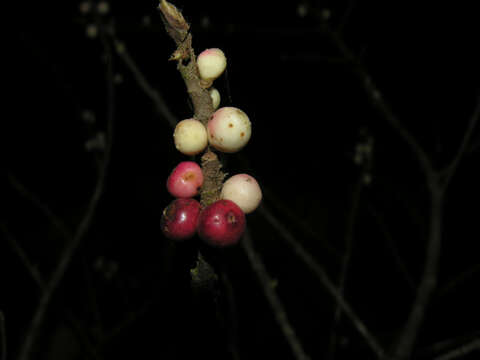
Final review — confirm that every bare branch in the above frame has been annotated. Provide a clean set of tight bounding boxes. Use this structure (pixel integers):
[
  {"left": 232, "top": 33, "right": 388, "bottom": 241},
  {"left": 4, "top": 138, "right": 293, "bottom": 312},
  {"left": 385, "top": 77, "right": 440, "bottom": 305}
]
[
  {"left": 242, "top": 228, "right": 311, "bottom": 360},
  {"left": 111, "top": 36, "right": 178, "bottom": 128},
  {"left": 1, "top": 223, "right": 45, "bottom": 287},
  {"left": 394, "top": 188, "right": 444, "bottom": 359},
  {"left": 7, "top": 172, "right": 73, "bottom": 241},
  {"left": 258, "top": 205, "right": 387, "bottom": 359},
  {"left": 0, "top": 311, "right": 6, "bottom": 360},
  {"left": 434, "top": 338, "right": 480, "bottom": 360},
  {"left": 323, "top": 25, "right": 435, "bottom": 187},
  {"left": 441, "top": 94, "right": 480, "bottom": 187},
  {"left": 17, "top": 26, "right": 115, "bottom": 360},
  {"left": 328, "top": 177, "right": 363, "bottom": 360}
]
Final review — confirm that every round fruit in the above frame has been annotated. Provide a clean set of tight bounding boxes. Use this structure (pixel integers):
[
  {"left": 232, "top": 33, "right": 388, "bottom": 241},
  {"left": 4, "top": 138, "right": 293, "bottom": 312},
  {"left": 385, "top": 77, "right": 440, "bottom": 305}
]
[
  {"left": 197, "top": 48, "right": 227, "bottom": 82},
  {"left": 173, "top": 119, "right": 208, "bottom": 156},
  {"left": 207, "top": 107, "right": 251, "bottom": 153},
  {"left": 197, "top": 199, "right": 246, "bottom": 247},
  {"left": 161, "top": 198, "right": 201, "bottom": 241},
  {"left": 221, "top": 174, "right": 262, "bottom": 214},
  {"left": 167, "top": 161, "right": 203, "bottom": 198}
]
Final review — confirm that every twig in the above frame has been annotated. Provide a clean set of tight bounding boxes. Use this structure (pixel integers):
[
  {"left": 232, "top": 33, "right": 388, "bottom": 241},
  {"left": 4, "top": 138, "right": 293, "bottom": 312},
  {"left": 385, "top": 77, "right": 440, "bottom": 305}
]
[
  {"left": 327, "top": 177, "right": 363, "bottom": 360},
  {"left": 416, "top": 331, "right": 480, "bottom": 359},
  {"left": 323, "top": 25, "right": 435, "bottom": 187},
  {"left": 0, "top": 311, "right": 6, "bottom": 360},
  {"left": 2, "top": 224, "right": 103, "bottom": 360},
  {"left": 242, "top": 228, "right": 311, "bottom": 360},
  {"left": 440, "top": 94, "right": 480, "bottom": 187},
  {"left": 1, "top": 222, "right": 45, "bottom": 287},
  {"left": 365, "top": 200, "right": 415, "bottom": 292},
  {"left": 219, "top": 271, "right": 241, "bottom": 360},
  {"left": 394, "top": 187, "right": 444, "bottom": 359},
  {"left": 434, "top": 338, "right": 480, "bottom": 360},
  {"left": 438, "top": 262, "right": 480, "bottom": 297},
  {"left": 7, "top": 172, "right": 73, "bottom": 240},
  {"left": 111, "top": 36, "right": 178, "bottom": 128},
  {"left": 258, "top": 204, "right": 387, "bottom": 359},
  {"left": 17, "top": 26, "right": 115, "bottom": 360}
]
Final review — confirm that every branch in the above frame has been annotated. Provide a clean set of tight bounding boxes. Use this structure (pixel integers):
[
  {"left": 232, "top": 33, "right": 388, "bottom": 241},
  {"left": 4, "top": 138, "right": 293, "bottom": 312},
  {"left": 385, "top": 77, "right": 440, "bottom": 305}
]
[
  {"left": 17, "top": 26, "right": 115, "bottom": 360},
  {"left": 0, "top": 311, "right": 6, "bottom": 360},
  {"left": 242, "top": 228, "right": 311, "bottom": 360},
  {"left": 440, "top": 93, "right": 480, "bottom": 187},
  {"left": 394, "top": 188, "right": 444, "bottom": 359},
  {"left": 323, "top": 25, "right": 435, "bottom": 187},
  {"left": 434, "top": 338, "right": 480, "bottom": 360},
  {"left": 328, "top": 177, "right": 363, "bottom": 360},
  {"left": 111, "top": 36, "right": 178, "bottom": 128},
  {"left": 258, "top": 205, "right": 387, "bottom": 359}
]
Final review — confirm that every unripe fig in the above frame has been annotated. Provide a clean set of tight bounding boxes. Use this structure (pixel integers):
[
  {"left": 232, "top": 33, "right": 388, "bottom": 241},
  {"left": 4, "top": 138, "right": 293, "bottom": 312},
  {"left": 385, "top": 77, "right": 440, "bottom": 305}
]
[
  {"left": 207, "top": 107, "right": 251, "bottom": 153},
  {"left": 173, "top": 118, "right": 208, "bottom": 155},
  {"left": 209, "top": 87, "right": 221, "bottom": 110},
  {"left": 197, "top": 199, "right": 246, "bottom": 247},
  {"left": 161, "top": 198, "right": 201, "bottom": 241},
  {"left": 221, "top": 174, "right": 262, "bottom": 214},
  {"left": 167, "top": 161, "right": 203, "bottom": 198},
  {"left": 197, "top": 48, "right": 227, "bottom": 82}
]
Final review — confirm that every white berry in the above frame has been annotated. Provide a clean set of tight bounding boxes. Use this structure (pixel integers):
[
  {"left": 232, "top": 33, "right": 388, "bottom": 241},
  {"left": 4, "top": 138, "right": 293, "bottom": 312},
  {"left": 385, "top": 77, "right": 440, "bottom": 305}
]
[
  {"left": 207, "top": 107, "right": 251, "bottom": 153},
  {"left": 221, "top": 174, "right": 262, "bottom": 214},
  {"left": 197, "top": 48, "right": 227, "bottom": 82},
  {"left": 209, "top": 87, "right": 221, "bottom": 110},
  {"left": 173, "top": 119, "right": 208, "bottom": 155}
]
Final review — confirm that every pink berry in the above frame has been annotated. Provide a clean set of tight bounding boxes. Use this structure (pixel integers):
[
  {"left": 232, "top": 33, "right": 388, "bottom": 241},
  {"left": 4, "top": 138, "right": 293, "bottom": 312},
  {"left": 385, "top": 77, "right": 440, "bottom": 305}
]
[
  {"left": 197, "top": 199, "right": 246, "bottom": 247},
  {"left": 167, "top": 161, "right": 203, "bottom": 198},
  {"left": 161, "top": 198, "right": 201, "bottom": 241}
]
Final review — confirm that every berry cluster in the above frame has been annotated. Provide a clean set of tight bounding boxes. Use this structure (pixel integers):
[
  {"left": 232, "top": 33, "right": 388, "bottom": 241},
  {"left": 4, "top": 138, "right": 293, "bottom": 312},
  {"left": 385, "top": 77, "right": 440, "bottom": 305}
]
[{"left": 161, "top": 48, "right": 262, "bottom": 247}]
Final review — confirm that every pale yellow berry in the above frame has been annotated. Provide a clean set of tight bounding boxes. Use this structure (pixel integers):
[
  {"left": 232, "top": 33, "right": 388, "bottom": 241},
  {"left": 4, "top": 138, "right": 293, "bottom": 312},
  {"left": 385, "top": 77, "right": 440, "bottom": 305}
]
[
  {"left": 197, "top": 48, "right": 227, "bottom": 82},
  {"left": 209, "top": 88, "right": 221, "bottom": 110},
  {"left": 173, "top": 119, "right": 208, "bottom": 155},
  {"left": 221, "top": 174, "right": 262, "bottom": 214}
]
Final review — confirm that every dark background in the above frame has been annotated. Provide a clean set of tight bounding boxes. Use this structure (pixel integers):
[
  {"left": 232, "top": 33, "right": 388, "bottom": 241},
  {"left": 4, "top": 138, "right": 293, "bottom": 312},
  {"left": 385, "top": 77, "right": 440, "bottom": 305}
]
[{"left": 3, "top": 1, "right": 480, "bottom": 359}]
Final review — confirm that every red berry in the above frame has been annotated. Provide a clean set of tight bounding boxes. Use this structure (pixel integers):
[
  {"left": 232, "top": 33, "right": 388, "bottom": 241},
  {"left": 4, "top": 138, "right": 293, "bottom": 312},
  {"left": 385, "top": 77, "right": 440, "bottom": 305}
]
[
  {"left": 161, "top": 198, "right": 201, "bottom": 241},
  {"left": 197, "top": 199, "right": 246, "bottom": 247},
  {"left": 167, "top": 161, "right": 203, "bottom": 198}
]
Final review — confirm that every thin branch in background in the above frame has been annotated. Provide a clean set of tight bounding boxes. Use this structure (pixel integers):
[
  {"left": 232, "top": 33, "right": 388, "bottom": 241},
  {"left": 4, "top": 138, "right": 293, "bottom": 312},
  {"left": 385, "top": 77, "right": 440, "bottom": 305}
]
[
  {"left": 434, "top": 338, "right": 480, "bottom": 360},
  {"left": 1, "top": 311, "right": 6, "bottom": 360},
  {"left": 365, "top": 201, "right": 415, "bottom": 292},
  {"left": 7, "top": 172, "right": 73, "bottom": 241},
  {"left": 262, "top": 187, "right": 341, "bottom": 261},
  {"left": 416, "top": 331, "right": 480, "bottom": 359},
  {"left": 111, "top": 35, "right": 178, "bottom": 128},
  {"left": 394, "top": 188, "right": 444, "bottom": 359},
  {"left": 322, "top": 24, "right": 435, "bottom": 187},
  {"left": 16, "top": 25, "right": 116, "bottom": 360},
  {"left": 438, "top": 263, "right": 480, "bottom": 297},
  {"left": 258, "top": 205, "right": 387, "bottom": 359},
  {"left": 1, "top": 224, "right": 103, "bottom": 360},
  {"left": 219, "top": 271, "right": 241, "bottom": 360},
  {"left": 327, "top": 177, "right": 363, "bottom": 360},
  {"left": 242, "top": 228, "right": 311, "bottom": 360},
  {"left": 441, "top": 94, "right": 480, "bottom": 187},
  {"left": 1, "top": 222, "right": 45, "bottom": 288}
]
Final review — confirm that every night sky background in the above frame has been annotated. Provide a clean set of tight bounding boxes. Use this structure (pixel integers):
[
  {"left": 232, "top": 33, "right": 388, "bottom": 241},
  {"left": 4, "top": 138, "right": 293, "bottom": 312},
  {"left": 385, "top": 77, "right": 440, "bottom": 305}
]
[{"left": 3, "top": 1, "right": 480, "bottom": 359}]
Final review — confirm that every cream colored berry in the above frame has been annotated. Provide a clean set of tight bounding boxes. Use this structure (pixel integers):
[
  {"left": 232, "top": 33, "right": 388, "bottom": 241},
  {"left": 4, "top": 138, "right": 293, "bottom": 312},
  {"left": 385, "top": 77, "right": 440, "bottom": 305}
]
[
  {"left": 197, "top": 48, "right": 227, "bottom": 82},
  {"left": 173, "top": 119, "right": 208, "bottom": 155},
  {"left": 209, "top": 87, "right": 221, "bottom": 110},
  {"left": 221, "top": 174, "right": 262, "bottom": 214},
  {"left": 207, "top": 107, "right": 251, "bottom": 153}
]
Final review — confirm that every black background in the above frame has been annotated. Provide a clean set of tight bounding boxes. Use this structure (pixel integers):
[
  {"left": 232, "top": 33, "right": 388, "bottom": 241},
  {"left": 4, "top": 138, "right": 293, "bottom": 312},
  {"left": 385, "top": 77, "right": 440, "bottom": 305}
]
[{"left": 3, "top": 1, "right": 480, "bottom": 359}]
